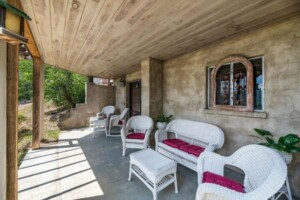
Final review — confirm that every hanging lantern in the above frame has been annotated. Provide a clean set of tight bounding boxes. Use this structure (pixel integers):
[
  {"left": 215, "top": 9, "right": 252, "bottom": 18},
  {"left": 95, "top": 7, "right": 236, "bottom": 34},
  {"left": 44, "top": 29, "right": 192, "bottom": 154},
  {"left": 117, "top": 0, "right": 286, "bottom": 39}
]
[{"left": 0, "top": 0, "right": 31, "bottom": 44}]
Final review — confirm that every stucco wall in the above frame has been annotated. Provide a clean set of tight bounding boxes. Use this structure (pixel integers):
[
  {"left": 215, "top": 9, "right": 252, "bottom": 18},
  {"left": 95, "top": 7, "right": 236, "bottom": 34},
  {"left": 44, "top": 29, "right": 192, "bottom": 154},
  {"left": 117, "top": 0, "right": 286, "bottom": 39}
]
[
  {"left": 115, "top": 71, "right": 141, "bottom": 113},
  {"left": 163, "top": 16, "right": 300, "bottom": 197},
  {"left": 58, "top": 82, "right": 115, "bottom": 129},
  {"left": 0, "top": 40, "right": 7, "bottom": 200},
  {"left": 86, "top": 83, "right": 116, "bottom": 114},
  {"left": 115, "top": 84, "right": 126, "bottom": 114},
  {"left": 126, "top": 71, "right": 141, "bottom": 82},
  {"left": 141, "top": 58, "right": 163, "bottom": 118}
]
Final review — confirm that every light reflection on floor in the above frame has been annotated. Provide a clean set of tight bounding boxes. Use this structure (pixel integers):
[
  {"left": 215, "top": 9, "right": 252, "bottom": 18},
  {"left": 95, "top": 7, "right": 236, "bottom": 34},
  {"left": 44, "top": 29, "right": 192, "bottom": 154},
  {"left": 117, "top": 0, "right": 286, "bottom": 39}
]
[
  {"left": 19, "top": 128, "right": 198, "bottom": 200},
  {"left": 18, "top": 129, "right": 104, "bottom": 200}
]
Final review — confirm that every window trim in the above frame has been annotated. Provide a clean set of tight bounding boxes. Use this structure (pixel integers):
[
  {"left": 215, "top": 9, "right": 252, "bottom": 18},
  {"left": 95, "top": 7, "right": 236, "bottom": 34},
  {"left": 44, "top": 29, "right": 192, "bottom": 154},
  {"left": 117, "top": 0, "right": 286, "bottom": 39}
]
[
  {"left": 253, "top": 56, "right": 265, "bottom": 112},
  {"left": 210, "top": 55, "right": 254, "bottom": 112}
]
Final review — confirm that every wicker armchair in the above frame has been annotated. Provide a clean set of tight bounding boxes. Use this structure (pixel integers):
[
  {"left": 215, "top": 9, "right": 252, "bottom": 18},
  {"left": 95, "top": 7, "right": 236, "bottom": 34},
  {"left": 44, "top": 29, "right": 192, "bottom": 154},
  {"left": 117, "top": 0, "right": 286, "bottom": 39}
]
[
  {"left": 121, "top": 115, "right": 153, "bottom": 156},
  {"left": 107, "top": 108, "right": 129, "bottom": 137},
  {"left": 96, "top": 105, "right": 115, "bottom": 119},
  {"left": 90, "top": 105, "right": 115, "bottom": 127},
  {"left": 196, "top": 144, "right": 287, "bottom": 200}
]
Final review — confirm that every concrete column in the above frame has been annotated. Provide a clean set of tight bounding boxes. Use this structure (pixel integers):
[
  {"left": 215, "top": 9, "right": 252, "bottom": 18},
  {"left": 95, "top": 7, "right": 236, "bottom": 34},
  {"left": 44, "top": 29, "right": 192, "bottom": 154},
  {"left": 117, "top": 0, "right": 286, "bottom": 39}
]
[
  {"left": 141, "top": 57, "right": 163, "bottom": 117},
  {"left": 0, "top": 40, "right": 7, "bottom": 200},
  {"left": 141, "top": 58, "right": 163, "bottom": 145},
  {"left": 6, "top": 43, "right": 19, "bottom": 200},
  {"left": 32, "top": 57, "right": 44, "bottom": 149}
]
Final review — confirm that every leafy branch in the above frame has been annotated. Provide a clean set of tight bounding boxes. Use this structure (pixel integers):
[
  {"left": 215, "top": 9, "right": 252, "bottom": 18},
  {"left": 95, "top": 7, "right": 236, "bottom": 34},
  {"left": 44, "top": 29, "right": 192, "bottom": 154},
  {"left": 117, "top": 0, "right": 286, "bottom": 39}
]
[
  {"left": 155, "top": 114, "right": 173, "bottom": 123},
  {"left": 253, "top": 128, "right": 300, "bottom": 153}
]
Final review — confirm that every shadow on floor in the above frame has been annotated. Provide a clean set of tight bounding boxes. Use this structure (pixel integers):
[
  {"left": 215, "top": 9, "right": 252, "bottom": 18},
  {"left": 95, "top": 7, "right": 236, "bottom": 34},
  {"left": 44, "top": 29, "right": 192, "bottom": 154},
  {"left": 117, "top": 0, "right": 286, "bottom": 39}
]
[{"left": 18, "top": 128, "right": 197, "bottom": 200}]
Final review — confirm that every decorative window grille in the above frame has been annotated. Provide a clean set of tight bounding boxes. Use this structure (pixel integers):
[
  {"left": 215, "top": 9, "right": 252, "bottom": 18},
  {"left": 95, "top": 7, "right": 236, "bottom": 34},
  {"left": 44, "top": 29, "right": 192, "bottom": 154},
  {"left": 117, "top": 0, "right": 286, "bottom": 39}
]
[{"left": 207, "top": 56, "right": 264, "bottom": 112}]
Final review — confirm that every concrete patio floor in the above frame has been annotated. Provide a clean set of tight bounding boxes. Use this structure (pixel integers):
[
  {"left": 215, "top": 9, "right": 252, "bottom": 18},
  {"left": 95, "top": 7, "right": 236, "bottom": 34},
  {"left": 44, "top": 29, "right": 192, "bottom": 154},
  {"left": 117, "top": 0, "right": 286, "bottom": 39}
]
[{"left": 18, "top": 128, "right": 197, "bottom": 200}]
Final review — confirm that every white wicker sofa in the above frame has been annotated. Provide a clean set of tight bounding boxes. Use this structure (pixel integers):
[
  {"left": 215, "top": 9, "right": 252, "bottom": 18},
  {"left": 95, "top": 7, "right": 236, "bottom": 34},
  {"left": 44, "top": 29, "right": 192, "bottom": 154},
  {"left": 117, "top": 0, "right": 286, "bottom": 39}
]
[{"left": 155, "top": 119, "right": 224, "bottom": 172}]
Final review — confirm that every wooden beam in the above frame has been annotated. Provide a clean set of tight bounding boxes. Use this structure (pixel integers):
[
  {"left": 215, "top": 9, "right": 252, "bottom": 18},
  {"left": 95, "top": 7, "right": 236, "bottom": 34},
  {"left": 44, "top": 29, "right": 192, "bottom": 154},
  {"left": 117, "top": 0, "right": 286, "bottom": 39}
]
[
  {"left": 6, "top": 43, "right": 18, "bottom": 200},
  {"left": 24, "top": 21, "right": 41, "bottom": 58},
  {"left": 5, "top": 1, "right": 28, "bottom": 199},
  {"left": 32, "top": 57, "right": 44, "bottom": 149},
  {"left": 7, "top": 0, "right": 41, "bottom": 58}
]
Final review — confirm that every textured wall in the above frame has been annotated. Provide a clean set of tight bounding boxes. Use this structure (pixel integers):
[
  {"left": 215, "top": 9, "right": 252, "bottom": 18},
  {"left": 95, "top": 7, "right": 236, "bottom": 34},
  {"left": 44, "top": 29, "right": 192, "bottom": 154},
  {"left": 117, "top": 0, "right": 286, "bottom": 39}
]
[
  {"left": 115, "top": 85, "right": 125, "bottom": 114},
  {"left": 86, "top": 83, "right": 116, "bottom": 114},
  {"left": 115, "top": 71, "right": 141, "bottom": 113},
  {"left": 141, "top": 58, "right": 164, "bottom": 145},
  {"left": 126, "top": 71, "right": 141, "bottom": 82},
  {"left": 0, "top": 40, "right": 7, "bottom": 200},
  {"left": 163, "top": 16, "right": 300, "bottom": 197},
  {"left": 141, "top": 58, "right": 164, "bottom": 118},
  {"left": 141, "top": 59, "right": 151, "bottom": 116},
  {"left": 58, "top": 83, "right": 115, "bottom": 129}
]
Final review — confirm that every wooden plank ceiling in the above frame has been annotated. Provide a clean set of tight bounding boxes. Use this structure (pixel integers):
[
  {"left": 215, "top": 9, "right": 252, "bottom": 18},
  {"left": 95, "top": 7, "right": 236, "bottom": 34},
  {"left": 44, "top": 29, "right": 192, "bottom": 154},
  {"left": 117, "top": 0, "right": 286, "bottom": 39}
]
[{"left": 20, "top": 0, "right": 300, "bottom": 78}]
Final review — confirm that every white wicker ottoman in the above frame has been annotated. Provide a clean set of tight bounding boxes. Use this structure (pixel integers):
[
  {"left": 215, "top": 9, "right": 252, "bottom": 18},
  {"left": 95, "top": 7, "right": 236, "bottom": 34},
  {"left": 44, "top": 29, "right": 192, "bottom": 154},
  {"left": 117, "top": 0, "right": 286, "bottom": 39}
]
[{"left": 128, "top": 148, "right": 178, "bottom": 200}]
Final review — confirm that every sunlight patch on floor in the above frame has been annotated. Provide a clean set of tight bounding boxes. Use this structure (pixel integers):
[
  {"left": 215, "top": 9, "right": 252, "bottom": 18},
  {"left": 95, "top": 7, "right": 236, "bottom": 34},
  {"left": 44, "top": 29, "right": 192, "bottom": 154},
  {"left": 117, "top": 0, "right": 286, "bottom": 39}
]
[{"left": 18, "top": 129, "right": 103, "bottom": 200}]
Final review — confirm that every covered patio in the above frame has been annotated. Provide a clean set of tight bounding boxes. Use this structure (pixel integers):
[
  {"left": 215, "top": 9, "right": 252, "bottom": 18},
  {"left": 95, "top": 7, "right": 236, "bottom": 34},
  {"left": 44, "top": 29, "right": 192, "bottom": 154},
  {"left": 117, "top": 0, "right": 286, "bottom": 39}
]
[
  {"left": 18, "top": 129, "right": 197, "bottom": 200},
  {"left": 0, "top": 0, "right": 300, "bottom": 200}
]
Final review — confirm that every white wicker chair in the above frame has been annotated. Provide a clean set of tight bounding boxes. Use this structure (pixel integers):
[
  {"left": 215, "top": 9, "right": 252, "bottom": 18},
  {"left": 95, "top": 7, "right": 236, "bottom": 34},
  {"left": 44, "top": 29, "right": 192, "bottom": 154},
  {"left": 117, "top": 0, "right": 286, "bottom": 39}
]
[
  {"left": 93, "top": 119, "right": 107, "bottom": 138},
  {"left": 196, "top": 144, "right": 287, "bottom": 200},
  {"left": 107, "top": 108, "right": 129, "bottom": 137},
  {"left": 90, "top": 105, "right": 115, "bottom": 127},
  {"left": 96, "top": 105, "right": 115, "bottom": 119},
  {"left": 121, "top": 115, "right": 153, "bottom": 156}
]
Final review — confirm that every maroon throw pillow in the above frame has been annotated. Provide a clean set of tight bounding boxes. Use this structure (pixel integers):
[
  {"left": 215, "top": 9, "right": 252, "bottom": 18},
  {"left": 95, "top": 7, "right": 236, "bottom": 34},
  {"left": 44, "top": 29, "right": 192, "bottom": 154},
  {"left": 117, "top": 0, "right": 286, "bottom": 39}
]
[
  {"left": 179, "top": 144, "right": 205, "bottom": 157},
  {"left": 127, "top": 133, "right": 145, "bottom": 140},
  {"left": 162, "top": 139, "right": 189, "bottom": 148},
  {"left": 202, "top": 171, "right": 245, "bottom": 193}
]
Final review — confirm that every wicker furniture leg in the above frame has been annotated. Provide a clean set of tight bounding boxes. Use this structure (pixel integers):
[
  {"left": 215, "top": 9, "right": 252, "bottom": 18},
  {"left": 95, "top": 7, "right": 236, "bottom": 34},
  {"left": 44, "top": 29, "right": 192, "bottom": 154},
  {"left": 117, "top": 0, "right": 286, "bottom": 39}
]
[
  {"left": 153, "top": 185, "right": 157, "bottom": 200},
  {"left": 273, "top": 177, "right": 293, "bottom": 200},
  {"left": 174, "top": 173, "right": 178, "bottom": 193},
  {"left": 129, "top": 149, "right": 178, "bottom": 200},
  {"left": 122, "top": 147, "right": 126, "bottom": 157},
  {"left": 128, "top": 163, "right": 132, "bottom": 181}
]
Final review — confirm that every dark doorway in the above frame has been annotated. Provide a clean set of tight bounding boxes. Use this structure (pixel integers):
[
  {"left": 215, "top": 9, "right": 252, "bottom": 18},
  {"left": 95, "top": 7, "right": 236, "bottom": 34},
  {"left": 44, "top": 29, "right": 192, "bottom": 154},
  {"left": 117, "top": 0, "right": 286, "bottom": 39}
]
[{"left": 129, "top": 81, "right": 141, "bottom": 117}]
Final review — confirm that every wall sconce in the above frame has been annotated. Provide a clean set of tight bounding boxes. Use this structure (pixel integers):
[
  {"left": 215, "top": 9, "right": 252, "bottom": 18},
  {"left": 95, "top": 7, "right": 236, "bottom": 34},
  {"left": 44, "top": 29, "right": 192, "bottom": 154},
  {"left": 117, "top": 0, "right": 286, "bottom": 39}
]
[
  {"left": 0, "top": 0, "right": 31, "bottom": 44},
  {"left": 119, "top": 76, "right": 125, "bottom": 87}
]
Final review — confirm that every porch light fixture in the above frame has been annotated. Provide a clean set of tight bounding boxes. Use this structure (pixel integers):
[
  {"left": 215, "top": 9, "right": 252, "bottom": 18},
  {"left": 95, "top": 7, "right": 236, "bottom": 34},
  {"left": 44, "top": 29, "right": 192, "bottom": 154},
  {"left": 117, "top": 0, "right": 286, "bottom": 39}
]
[
  {"left": 119, "top": 77, "right": 125, "bottom": 87},
  {"left": 0, "top": 0, "right": 31, "bottom": 44}
]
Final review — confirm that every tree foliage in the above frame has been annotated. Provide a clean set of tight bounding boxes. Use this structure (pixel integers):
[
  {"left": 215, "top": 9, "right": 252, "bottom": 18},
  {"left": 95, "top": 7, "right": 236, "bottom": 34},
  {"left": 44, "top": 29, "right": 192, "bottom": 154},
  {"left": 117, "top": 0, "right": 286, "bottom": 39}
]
[
  {"left": 19, "top": 60, "right": 33, "bottom": 102},
  {"left": 18, "top": 59, "right": 87, "bottom": 108},
  {"left": 44, "top": 65, "right": 87, "bottom": 108}
]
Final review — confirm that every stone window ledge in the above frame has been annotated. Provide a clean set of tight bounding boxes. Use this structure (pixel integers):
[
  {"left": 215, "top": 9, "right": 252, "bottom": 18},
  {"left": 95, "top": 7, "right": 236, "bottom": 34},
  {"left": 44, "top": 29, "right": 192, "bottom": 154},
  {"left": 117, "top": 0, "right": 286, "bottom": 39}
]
[{"left": 204, "top": 109, "right": 267, "bottom": 119}]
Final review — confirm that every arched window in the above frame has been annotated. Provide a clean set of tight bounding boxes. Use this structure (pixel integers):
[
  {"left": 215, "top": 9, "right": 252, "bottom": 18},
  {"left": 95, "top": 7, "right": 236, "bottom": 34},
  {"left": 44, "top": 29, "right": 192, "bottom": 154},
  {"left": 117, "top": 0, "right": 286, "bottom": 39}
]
[{"left": 210, "top": 55, "right": 254, "bottom": 112}]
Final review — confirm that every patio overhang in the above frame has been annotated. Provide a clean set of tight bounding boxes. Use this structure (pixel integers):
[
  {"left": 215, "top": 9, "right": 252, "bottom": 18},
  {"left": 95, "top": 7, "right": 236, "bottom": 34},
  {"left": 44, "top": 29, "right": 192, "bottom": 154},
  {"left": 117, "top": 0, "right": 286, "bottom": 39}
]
[{"left": 20, "top": 0, "right": 300, "bottom": 78}]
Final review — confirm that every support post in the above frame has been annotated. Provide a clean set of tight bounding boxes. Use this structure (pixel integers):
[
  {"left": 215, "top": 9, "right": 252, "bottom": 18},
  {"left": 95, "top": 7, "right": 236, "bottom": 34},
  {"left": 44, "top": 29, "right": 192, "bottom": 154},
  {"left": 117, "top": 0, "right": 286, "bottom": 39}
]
[
  {"left": 141, "top": 57, "right": 163, "bottom": 117},
  {"left": 32, "top": 57, "right": 44, "bottom": 149},
  {"left": 141, "top": 57, "right": 164, "bottom": 145},
  {"left": 6, "top": 43, "right": 18, "bottom": 200}
]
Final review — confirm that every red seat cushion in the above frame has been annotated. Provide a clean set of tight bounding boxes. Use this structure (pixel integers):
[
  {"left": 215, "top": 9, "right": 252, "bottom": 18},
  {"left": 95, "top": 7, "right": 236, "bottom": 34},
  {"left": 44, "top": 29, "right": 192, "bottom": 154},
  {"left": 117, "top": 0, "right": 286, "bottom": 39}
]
[
  {"left": 202, "top": 171, "right": 244, "bottom": 193},
  {"left": 127, "top": 133, "right": 145, "bottom": 140},
  {"left": 98, "top": 114, "right": 107, "bottom": 119},
  {"left": 179, "top": 144, "right": 205, "bottom": 157},
  {"left": 162, "top": 139, "right": 189, "bottom": 149}
]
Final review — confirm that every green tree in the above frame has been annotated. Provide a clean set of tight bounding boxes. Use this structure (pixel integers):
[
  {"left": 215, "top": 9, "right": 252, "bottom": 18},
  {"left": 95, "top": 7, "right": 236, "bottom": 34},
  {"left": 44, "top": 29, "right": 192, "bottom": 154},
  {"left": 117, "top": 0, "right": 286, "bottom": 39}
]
[
  {"left": 19, "top": 60, "right": 33, "bottom": 101},
  {"left": 18, "top": 59, "right": 87, "bottom": 107},
  {"left": 44, "top": 65, "right": 87, "bottom": 108}
]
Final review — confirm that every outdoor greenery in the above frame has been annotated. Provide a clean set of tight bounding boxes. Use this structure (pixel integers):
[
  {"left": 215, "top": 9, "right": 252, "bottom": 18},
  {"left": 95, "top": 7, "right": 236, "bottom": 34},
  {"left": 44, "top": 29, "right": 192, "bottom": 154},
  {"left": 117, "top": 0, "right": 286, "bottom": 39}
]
[
  {"left": 253, "top": 128, "right": 300, "bottom": 153},
  {"left": 19, "top": 59, "right": 87, "bottom": 108},
  {"left": 18, "top": 59, "right": 86, "bottom": 166},
  {"left": 18, "top": 102, "right": 60, "bottom": 166},
  {"left": 19, "top": 60, "right": 33, "bottom": 102},
  {"left": 155, "top": 114, "right": 173, "bottom": 123},
  {"left": 44, "top": 65, "right": 87, "bottom": 108}
]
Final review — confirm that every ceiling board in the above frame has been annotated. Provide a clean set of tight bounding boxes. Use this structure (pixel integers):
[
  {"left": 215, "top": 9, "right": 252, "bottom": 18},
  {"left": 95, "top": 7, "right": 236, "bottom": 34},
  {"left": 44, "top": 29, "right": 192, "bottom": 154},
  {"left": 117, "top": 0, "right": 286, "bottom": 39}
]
[{"left": 20, "top": 0, "right": 300, "bottom": 78}]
